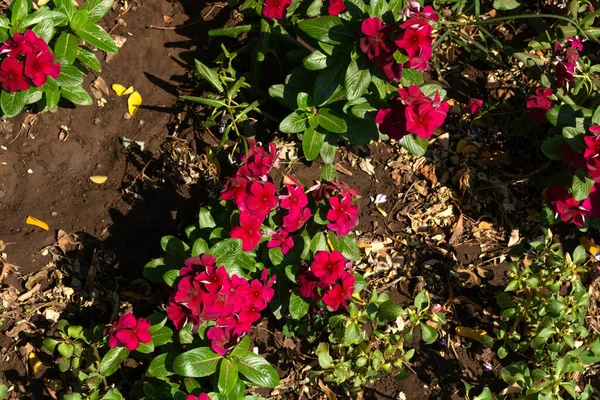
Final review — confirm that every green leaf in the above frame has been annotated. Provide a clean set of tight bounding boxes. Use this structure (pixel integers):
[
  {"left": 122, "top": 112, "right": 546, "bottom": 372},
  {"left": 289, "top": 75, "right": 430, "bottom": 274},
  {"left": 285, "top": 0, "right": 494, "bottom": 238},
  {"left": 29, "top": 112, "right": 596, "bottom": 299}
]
[
  {"left": 61, "top": 86, "right": 93, "bottom": 106},
  {"left": 563, "top": 125, "right": 586, "bottom": 152},
  {"left": 32, "top": 19, "right": 56, "bottom": 42},
  {"left": 0, "top": 16, "right": 9, "bottom": 29},
  {"left": 298, "top": 16, "right": 353, "bottom": 45},
  {"left": 198, "top": 208, "right": 216, "bottom": 228},
  {"left": 209, "top": 239, "right": 243, "bottom": 270},
  {"left": 400, "top": 134, "right": 428, "bottom": 156},
  {"left": 24, "top": 88, "right": 42, "bottom": 105},
  {"left": 493, "top": 0, "right": 521, "bottom": 10},
  {"left": 316, "top": 108, "right": 347, "bottom": 133},
  {"left": 173, "top": 347, "right": 221, "bottom": 377},
  {"left": 58, "top": 343, "right": 74, "bottom": 359},
  {"left": 149, "top": 325, "right": 174, "bottom": 347},
  {"left": 192, "top": 238, "right": 209, "bottom": 257},
  {"left": 56, "top": 63, "right": 84, "bottom": 88},
  {"left": 1, "top": 91, "right": 26, "bottom": 118},
  {"left": 238, "top": 352, "right": 280, "bottom": 388},
  {"left": 573, "top": 245, "right": 587, "bottom": 264},
  {"left": 194, "top": 60, "right": 224, "bottom": 93},
  {"left": 70, "top": 9, "right": 89, "bottom": 31},
  {"left": 320, "top": 163, "right": 337, "bottom": 181},
  {"left": 148, "top": 352, "right": 176, "bottom": 378},
  {"left": 345, "top": 58, "right": 371, "bottom": 102},
  {"left": 320, "top": 135, "right": 337, "bottom": 164},
  {"left": 593, "top": 106, "right": 600, "bottom": 126},
  {"left": 77, "top": 46, "right": 102, "bottom": 72},
  {"left": 231, "top": 336, "right": 251, "bottom": 359},
  {"left": 81, "top": 0, "right": 113, "bottom": 23},
  {"left": 315, "top": 342, "right": 333, "bottom": 369},
  {"left": 218, "top": 358, "right": 239, "bottom": 394},
  {"left": 10, "top": 0, "right": 29, "bottom": 26},
  {"left": 310, "top": 232, "right": 328, "bottom": 253},
  {"left": 160, "top": 235, "right": 190, "bottom": 258},
  {"left": 268, "top": 247, "right": 283, "bottom": 266},
  {"left": 302, "top": 127, "right": 325, "bottom": 161},
  {"left": 547, "top": 104, "right": 581, "bottom": 128},
  {"left": 414, "top": 290, "right": 429, "bottom": 310},
  {"left": 55, "top": 32, "right": 79, "bottom": 64},
  {"left": 75, "top": 22, "right": 119, "bottom": 53},
  {"left": 136, "top": 340, "right": 155, "bottom": 354},
  {"left": 99, "top": 347, "right": 129, "bottom": 377},
  {"left": 572, "top": 169, "right": 594, "bottom": 201},
  {"left": 548, "top": 299, "right": 566, "bottom": 316},
  {"left": 314, "top": 62, "right": 345, "bottom": 106},
  {"left": 44, "top": 90, "right": 60, "bottom": 111},
  {"left": 378, "top": 300, "right": 404, "bottom": 320},
  {"left": 344, "top": 322, "right": 362, "bottom": 345},
  {"left": 280, "top": 111, "right": 308, "bottom": 133},
  {"left": 54, "top": 0, "right": 77, "bottom": 20},
  {"left": 289, "top": 292, "right": 310, "bottom": 320},
  {"left": 420, "top": 323, "right": 438, "bottom": 344},
  {"left": 180, "top": 95, "right": 226, "bottom": 108},
  {"left": 541, "top": 136, "right": 564, "bottom": 161},
  {"left": 304, "top": 50, "right": 329, "bottom": 71},
  {"left": 19, "top": 10, "right": 66, "bottom": 28},
  {"left": 209, "top": 24, "right": 257, "bottom": 38},
  {"left": 329, "top": 234, "right": 361, "bottom": 261}
]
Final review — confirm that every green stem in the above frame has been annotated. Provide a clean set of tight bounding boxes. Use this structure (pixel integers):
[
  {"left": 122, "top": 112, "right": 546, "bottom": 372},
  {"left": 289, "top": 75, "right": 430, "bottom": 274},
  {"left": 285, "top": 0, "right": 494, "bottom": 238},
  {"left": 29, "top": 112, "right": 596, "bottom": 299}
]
[{"left": 439, "top": 14, "right": 589, "bottom": 40}]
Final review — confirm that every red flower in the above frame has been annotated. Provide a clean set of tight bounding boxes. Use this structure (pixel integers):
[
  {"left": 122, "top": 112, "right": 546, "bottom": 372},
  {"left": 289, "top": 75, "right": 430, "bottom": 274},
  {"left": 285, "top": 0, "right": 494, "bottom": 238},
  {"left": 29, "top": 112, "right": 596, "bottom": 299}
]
[
  {"left": 221, "top": 176, "right": 249, "bottom": 205},
  {"left": 376, "top": 100, "right": 407, "bottom": 140},
  {"left": 584, "top": 135, "right": 600, "bottom": 159},
  {"left": 590, "top": 126, "right": 600, "bottom": 135},
  {"left": 0, "top": 32, "right": 32, "bottom": 57},
  {"left": 326, "top": 195, "right": 359, "bottom": 236},
  {"left": 467, "top": 98, "right": 483, "bottom": 116},
  {"left": 246, "top": 181, "right": 279, "bottom": 217},
  {"left": 395, "top": 17, "right": 434, "bottom": 68},
  {"left": 263, "top": 0, "right": 292, "bottom": 19},
  {"left": 105, "top": 313, "right": 152, "bottom": 351},
  {"left": 283, "top": 207, "right": 311, "bottom": 232},
  {"left": 526, "top": 88, "right": 553, "bottom": 123},
  {"left": 180, "top": 254, "right": 217, "bottom": 277},
  {"left": 546, "top": 185, "right": 591, "bottom": 227},
  {"left": 206, "top": 326, "right": 237, "bottom": 355},
  {"left": 24, "top": 50, "right": 60, "bottom": 86},
  {"left": 322, "top": 272, "right": 355, "bottom": 311},
  {"left": 0, "top": 57, "right": 29, "bottom": 92},
  {"left": 268, "top": 229, "right": 294, "bottom": 255},
  {"left": 381, "top": 60, "right": 403, "bottom": 82},
  {"left": 230, "top": 212, "right": 263, "bottom": 251},
  {"left": 328, "top": 0, "right": 346, "bottom": 15},
  {"left": 406, "top": 103, "right": 437, "bottom": 138},
  {"left": 298, "top": 268, "right": 322, "bottom": 300},
  {"left": 403, "top": 2, "right": 439, "bottom": 22},
  {"left": 196, "top": 265, "right": 232, "bottom": 294},
  {"left": 555, "top": 61, "right": 575, "bottom": 90},
  {"left": 587, "top": 157, "right": 600, "bottom": 182},
  {"left": 360, "top": 18, "right": 393, "bottom": 63},
  {"left": 280, "top": 182, "right": 308, "bottom": 212},
  {"left": 311, "top": 250, "right": 346, "bottom": 286},
  {"left": 561, "top": 143, "right": 585, "bottom": 169},
  {"left": 398, "top": 85, "right": 431, "bottom": 106},
  {"left": 186, "top": 394, "right": 210, "bottom": 400},
  {"left": 567, "top": 36, "right": 584, "bottom": 51},
  {"left": 167, "top": 300, "right": 188, "bottom": 330}
]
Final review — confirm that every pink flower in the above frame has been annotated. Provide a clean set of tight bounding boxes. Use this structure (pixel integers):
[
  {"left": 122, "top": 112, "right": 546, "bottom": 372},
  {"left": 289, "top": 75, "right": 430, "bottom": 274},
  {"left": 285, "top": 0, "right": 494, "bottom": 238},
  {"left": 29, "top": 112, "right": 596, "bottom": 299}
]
[
  {"left": 328, "top": 0, "right": 346, "bottom": 15},
  {"left": 263, "top": 0, "right": 292, "bottom": 19},
  {"left": 584, "top": 135, "right": 600, "bottom": 159},
  {"left": 467, "top": 99, "right": 483, "bottom": 116},
  {"left": 180, "top": 255, "right": 217, "bottom": 277},
  {"left": 167, "top": 300, "right": 188, "bottom": 330},
  {"left": 230, "top": 213, "right": 263, "bottom": 251},
  {"left": 326, "top": 195, "right": 359, "bottom": 236},
  {"left": 268, "top": 229, "right": 294, "bottom": 255},
  {"left": 246, "top": 181, "right": 279, "bottom": 216},
  {"left": 283, "top": 207, "right": 311, "bottom": 232},
  {"left": 196, "top": 265, "right": 232, "bottom": 294},
  {"left": 186, "top": 394, "right": 210, "bottom": 400},
  {"left": 403, "top": 2, "right": 439, "bottom": 22},
  {"left": 206, "top": 326, "right": 237, "bottom": 355},
  {"left": 105, "top": 313, "right": 152, "bottom": 351},
  {"left": 567, "top": 36, "right": 583, "bottom": 51},
  {"left": 311, "top": 250, "right": 346, "bottom": 286}
]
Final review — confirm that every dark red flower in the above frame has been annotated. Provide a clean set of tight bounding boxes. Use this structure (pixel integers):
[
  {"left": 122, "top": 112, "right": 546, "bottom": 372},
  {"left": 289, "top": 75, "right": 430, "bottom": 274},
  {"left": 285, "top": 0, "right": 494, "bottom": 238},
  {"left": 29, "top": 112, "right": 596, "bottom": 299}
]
[
  {"left": 0, "top": 57, "right": 29, "bottom": 92},
  {"left": 555, "top": 61, "right": 575, "bottom": 90},
  {"left": 467, "top": 98, "right": 483, "bottom": 116},
  {"left": 360, "top": 18, "right": 393, "bottom": 62},
  {"left": 180, "top": 254, "right": 217, "bottom": 277},
  {"left": 268, "top": 229, "right": 294, "bottom": 255},
  {"left": 283, "top": 207, "right": 311, "bottom": 232},
  {"left": 376, "top": 100, "right": 407, "bottom": 140},
  {"left": 298, "top": 267, "right": 322, "bottom": 300},
  {"left": 546, "top": 185, "right": 591, "bottom": 227},
  {"left": 526, "top": 88, "right": 553, "bottom": 123},
  {"left": 311, "top": 250, "right": 346, "bottom": 286},
  {"left": 0, "top": 32, "right": 32, "bottom": 57},
  {"left": 24, "top": 50, "right": 60, "bottom": 87},
  {"left": 221, "top": 175, "right": 249, "bottom": 205},
  {"left": 381, "top": 60, "right": 403, "bottom": 82},
  {"left": 584, "top": 135, "right": 600, "bottom": 159},
  {"left": 328, "top": 0, "right": 346, "bottom": 15},
  {"left": 246, "top": 181, "right": 279, "bottom": 217},
  {"left": 230, "top": 212, "right": 263, "bottom": 251},
  {"left": 262, "top": 0, "right": 292, "bottom": 19},
  {"left": 561, "top": 143, "right": 585, "bottom": 169},
  {"left": 105, "top": 313, "right": 152, "bottom": 351}
]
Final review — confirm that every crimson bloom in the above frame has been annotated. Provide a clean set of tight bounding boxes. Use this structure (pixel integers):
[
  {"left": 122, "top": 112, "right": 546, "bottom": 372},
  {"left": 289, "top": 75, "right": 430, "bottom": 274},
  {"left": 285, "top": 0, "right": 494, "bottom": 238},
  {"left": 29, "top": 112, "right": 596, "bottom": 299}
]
[
  {"left": 328, "top": 0, "right": 346, "bottom": 15},
  {"left": 280, "top": 183, "right": 308, "bottom": 212},
  {"left": 246, "top": 181, "right": 279, "bottom": 216},
  {"left": 561, "top": 143, "right": 585, "bottom": 169},
  {"left": 268, "top": 229, "right": 294, "bottom": 255},
  {"left": 206, "top": 326, "right": 237, "bottom": 355},
  {"left": 376, "top": 100, "right": 407, "bottom": 140},
  {"left": 326, "top": 195, "right": 359, "bottom": 236},
  {"left": 395, "top": 19, "right": 433, "bottom": 58},
  {"left": 283, "top": 206, "right": 311, "bottom": 232},
  {"left": 467, "top": 98, "right": 483, "bottom": 116},
  {"left": 403, "top": 2, "right": 439, "bottom": 22},
  {"left": 186, "top": 394, "right": 210, "bottom": 400},
  {"left": 105, "top": 313, "right": 152, "bottom": 351},
  {"left": 526, "top": 88, "right": 553, "bottom": 123},
  {"left": 584, "top": 135, "right": 600, "bottom": 159},
  {"left": 360, "top": 18, "right": 393, "bottom": 62},
  {"left": 298, "top": 268, "right": 322, "bottom": 300},
  {"left": 221, "top": 176, "right": 249, "bottom": 205},
  {"left": 262, "top": 0, "right": 292, "bottom": 19},
  {"left": 546, "top": 185, "right": 591, "bottom": 227},
  {"left": 311, "top": 250, "right": 346, "bottom": 286},
  {"left": 230, "top": 212, "right": 263, "bottom": 251},
  {"left": 322, "top": 273, "right": 355, "bottom": 311},
  {"left": 24, "top": 49, "right": 60, "bottom": 86},
  {"left": 0, "top": 57, "right": 29, "bottom": 92}
]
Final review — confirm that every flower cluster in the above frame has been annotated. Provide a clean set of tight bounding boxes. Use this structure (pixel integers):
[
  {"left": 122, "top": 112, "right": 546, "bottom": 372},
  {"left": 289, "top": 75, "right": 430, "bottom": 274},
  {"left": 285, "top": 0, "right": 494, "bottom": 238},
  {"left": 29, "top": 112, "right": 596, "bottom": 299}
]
[
  {"left": 262, "top": 0, "right": 293, "bottom": 19},
  {"left": 223, "top": 142, "right": 359, "bottom": 253},
  {"left": 104, "top": 313, "right": 152, "bottom": 351},
  {"left": 0, "top": 30, "right": 60, "bottom": 93},
  {"left": 360, "top": 3, "right": 437, "bottom": 81},
  {"left": 298, "top": 250, "right": 355, "bottom": 311},
  {"left": 526, "top": 88, "right": 553, "bottom": 123},
  {"left": 553, "top": 37, "right": 582, "bottom": 90},
  {"left": 376, "top": 85, "right": 449, "bottom": 140},
  {"left": 167, "top": 255, "right": 275, "bottom": 355}
]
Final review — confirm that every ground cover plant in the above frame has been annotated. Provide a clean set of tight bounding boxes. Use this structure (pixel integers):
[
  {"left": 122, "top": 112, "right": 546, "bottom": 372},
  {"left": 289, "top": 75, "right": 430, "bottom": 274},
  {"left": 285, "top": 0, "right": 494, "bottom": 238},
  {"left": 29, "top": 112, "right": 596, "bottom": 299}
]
[{"left": 4, "top": 0, "right": 600, "bottom": 399}]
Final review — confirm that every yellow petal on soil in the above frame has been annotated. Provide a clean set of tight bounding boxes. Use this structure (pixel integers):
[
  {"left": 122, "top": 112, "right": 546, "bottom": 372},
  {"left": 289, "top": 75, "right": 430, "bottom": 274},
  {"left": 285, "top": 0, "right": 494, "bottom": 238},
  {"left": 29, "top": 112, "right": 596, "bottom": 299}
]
[
  {"left": 456, "top": 326, "right": 487, "bottom": 341},
  {"left": 123, "top": 86, "right": 134, "bottom": 95},
  {"left": 90, "top": 175, "right": 108, "bottom": 184},
  {"left": 580, "top": 237, "right": 600, "bottom": 256},
  {"left": 127, "top": 91, "right": 142, "bottom": 116},
  {"left": 282, "top": 175, "right": 297, "bottom": 185},
  {"left": 29, "top": 352, "right": 42, "bottom": 374},
  {"left": 26, "top": 216, "right": 49, "bottom": 231},
  {"left": 112, "top": 83, "right": 128, "bottom": 96},
  {"left": 456, "top": 139, "right": 467, "bottom": 153}
]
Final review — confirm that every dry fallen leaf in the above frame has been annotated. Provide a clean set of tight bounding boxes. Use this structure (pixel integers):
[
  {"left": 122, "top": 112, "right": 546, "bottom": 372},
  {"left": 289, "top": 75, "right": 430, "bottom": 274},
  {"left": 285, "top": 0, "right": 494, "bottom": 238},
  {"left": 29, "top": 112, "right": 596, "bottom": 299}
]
[
  {"left": 462, "top": 144, "right": 478, "bottom": 154},
  {"left": 128, "top": 91, "right": 142, "bottom": 116},
  {"left": 508, "top": 229, "right": 520, "bottom": 247},
  {"left": 26, "top": 216, "right": 49, "bottom": 230},
  {"left": 456, "top": 139, "right": 468, "bottom": 153},
  {"left": 91, "top": 76, "right": 110, "bottom": 99},
  {"left": 456, "top": 326, "right": 487, "bottom": 341},
  {"left": 90, "top": 176, "right": 108, "bottom": 184}
]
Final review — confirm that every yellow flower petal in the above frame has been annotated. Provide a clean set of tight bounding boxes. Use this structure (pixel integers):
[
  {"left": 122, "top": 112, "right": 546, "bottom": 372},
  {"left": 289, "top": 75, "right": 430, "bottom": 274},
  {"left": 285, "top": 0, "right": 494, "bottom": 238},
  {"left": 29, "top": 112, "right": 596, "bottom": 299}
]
[
  {"left": 456, "top": 326, "right": 487, "bottom": 341},
  {"left": 123, "top": 86, "right": 134, "bottom": 95},
  {"left": 29, "top": 352, "right": 42, "bottom": 374},
  {"left": 26, "top": 216, "right": 49, "bottom": 231},
  {"left": 580, "top": 237, "right": 600, "bottom": 256},
  {"left": 127, "top": 91, "right": 142, "bottom": 116},
  {"left": 90, "top": 176, "right": 108, "bottom": 184},
  {"left": 112, "top": 83, "right": 127, "bottom": 96}
]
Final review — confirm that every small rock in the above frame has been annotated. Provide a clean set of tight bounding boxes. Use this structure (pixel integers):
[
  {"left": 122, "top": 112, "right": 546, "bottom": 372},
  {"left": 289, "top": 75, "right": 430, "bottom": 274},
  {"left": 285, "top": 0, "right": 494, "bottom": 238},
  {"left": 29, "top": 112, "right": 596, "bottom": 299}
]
[{"left": 123, "top": 113, "right": 132, "bottom": 120}]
